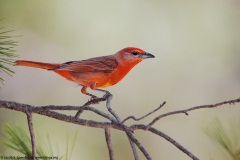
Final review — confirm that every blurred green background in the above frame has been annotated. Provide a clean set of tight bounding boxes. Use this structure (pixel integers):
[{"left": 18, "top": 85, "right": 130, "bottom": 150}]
[{"left": 0, "top": 0, "right": 240, "bottom": 159}]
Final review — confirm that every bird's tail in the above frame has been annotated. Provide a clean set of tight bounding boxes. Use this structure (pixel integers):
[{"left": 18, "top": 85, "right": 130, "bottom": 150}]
[{"left": 15, "top": 60, "right": 61, "bottom": 70}]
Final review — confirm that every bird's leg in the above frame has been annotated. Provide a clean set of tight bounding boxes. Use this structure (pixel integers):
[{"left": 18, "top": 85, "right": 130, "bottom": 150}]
[
  {"left": 81, "top": 85, "right": 105, "bottom": 105},
  {"left": 81, "top": 86, "right": 98, "bottom": 100},
  {"left": 80, "top": 84, "right": 111, "bottom": 105}
]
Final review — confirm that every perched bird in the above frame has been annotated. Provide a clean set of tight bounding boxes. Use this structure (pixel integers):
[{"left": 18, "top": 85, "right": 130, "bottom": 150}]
[{"left": 15, "top": 47, "right": 155, "bottom": 98}]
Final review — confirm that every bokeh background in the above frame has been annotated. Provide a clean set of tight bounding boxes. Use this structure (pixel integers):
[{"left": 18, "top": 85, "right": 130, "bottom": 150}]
[{"left": 0, "top": 0, "right": 240, "bottom": 159}]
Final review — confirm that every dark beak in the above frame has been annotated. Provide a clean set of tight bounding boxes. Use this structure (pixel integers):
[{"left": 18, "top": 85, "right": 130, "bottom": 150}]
[{"left": 141, "top": 52, "right": 155, "bottom": 59}]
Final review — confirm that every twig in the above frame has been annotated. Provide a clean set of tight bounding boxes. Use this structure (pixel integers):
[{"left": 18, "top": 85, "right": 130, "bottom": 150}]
[
  {"left": 0, "top": 101, "right": 117, "bottom": 124},
  {"left": 75, "top": 110, "right": 83, "bottom": 119},
  {"left": 104, "top": 127, "right": 114, "bottom": 160},
  {"left": 54, "top": 106, "right": 117, "bottom": 123},
  {"left": 147, "top": 97, "right": 240, "bottom": 128},
  {"left": 148, "top": 127, "right": 199, "bottom": 160},
  {"left": 124, "top": 126, "right": 152, "bottom": 160},
  {"left": 84, "top": 97, "right": 107, "bottom": 106},
  {"left": 103, "top": 93, "right": 143, "bottom": 159},
  {"left": 26, "top": 111, "right": 36, "bottom": 160},
  {"left": 121, "top": 101, "right": 166, "bottom": 123},
  {"left": 105, "top": 92, "right": 121, "bottom": 122},
  {"left": 126, "top": 135, "right": 139, "bottom": 160},
  {"left": 131, "top": 124, "right": 199, "bottom": 160},
  {"left": 75, "top": 97, "right": 107, "bottom": 118}
]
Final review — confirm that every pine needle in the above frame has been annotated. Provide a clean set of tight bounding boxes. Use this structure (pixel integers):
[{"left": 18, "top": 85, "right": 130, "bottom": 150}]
[
  {"left": 0, "top": 23, "right": 18, "bottom": 86},
  {"left": 1, "top": 124, "right": 78, "bottom": 159},
  {"left": 204, "top": 118, "right": 240, "bottom": 160}
]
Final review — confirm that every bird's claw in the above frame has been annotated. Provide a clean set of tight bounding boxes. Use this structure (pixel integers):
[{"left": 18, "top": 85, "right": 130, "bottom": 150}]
[
  {"left": 83, "top": 90, "right": 112, "bottom": 106},
  {"left": 85, "top": 96, "right": 108, "bottom": 106},
  {"left": 90, "top": 95, "right": 99, "bottom": 101},
  {"left": 89, "top": 96, "right": 100, "bottom": 104},
  {"left": 103, "top": 91, "right": 112, "bottom": 99}
]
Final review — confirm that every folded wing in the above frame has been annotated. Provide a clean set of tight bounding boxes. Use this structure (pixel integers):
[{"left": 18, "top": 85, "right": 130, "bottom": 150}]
[{"left": 51, "top": 55, "right": 118, "bottom": 74}]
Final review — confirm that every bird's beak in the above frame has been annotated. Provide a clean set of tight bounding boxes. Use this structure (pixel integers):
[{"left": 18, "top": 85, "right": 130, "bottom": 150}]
[{"left": 141, "top": 52, "right": 155, "bottom": 59}]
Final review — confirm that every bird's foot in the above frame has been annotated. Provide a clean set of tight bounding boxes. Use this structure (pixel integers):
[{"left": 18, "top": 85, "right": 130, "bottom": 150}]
[
  {"left": 83, "top": 89, "right": 112, "bottom": 106},
  {"left": 84, "top": 96, "right": 107, "bottom": 106},
  {"left": 90, "top": 95, "right": 99, "bottom": 101},
  {"left": 103, "top": 91, "right": 112, "bottom": 99},
  {"left": 84, "top": 96, "right": 99, "bottom": 106}
]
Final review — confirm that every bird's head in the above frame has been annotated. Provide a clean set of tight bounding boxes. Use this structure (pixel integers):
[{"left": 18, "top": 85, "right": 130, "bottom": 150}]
[{"left": 115, "top": 47, "right": 155, "bottom": 65}]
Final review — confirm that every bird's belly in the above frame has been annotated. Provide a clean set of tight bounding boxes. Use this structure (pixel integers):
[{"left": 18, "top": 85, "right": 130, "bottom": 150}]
[
  {"left": 54, "top": 66, "right": 130, "bottom": 88},
  {"left": 69, "top": 72, "right": 112, "bottom": 88}
]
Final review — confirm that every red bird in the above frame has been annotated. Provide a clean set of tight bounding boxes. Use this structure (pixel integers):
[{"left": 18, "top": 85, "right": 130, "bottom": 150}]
[{"left": 15, "top": 47, "right": 155, "bottom": 98}]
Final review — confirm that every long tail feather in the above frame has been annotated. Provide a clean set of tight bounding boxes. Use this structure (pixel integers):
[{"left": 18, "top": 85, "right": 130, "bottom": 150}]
[{"left": 15, "top": 60, "right": 61, "bottom": 70}]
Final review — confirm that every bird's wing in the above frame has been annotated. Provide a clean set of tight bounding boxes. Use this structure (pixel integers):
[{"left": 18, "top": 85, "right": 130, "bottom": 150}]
[{"left": 51, "top": 55, "right": 118, "bottom": 73}]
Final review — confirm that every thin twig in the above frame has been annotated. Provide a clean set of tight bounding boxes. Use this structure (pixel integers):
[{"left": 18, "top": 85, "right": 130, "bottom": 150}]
[
  {"left": 148, "top": 98, "right": 240, "bottom": 127},
  {"left": 36, "top": 104, "right": 116, "bottom": 123},
  {"left": 84, "top": 97, "right": 107, "bottom": 106},
  {"left": 26, "top": 111, "right": 36, "bottom": 160},
  {"left": 147, "top": 97, "right": 240, "bottom": 128},
  {"left": 121, "top": 101, "right": 166, "bottom": 124},
  {"left": 126, "top": 132, "right": 139, "bottom": 160},
  {"left": 75, "top": 97, "right": 107, "bottom": 118},
  {"left": 130, "top": 124, "right": 199, "bottom": 160},
  {"left": 124, "top": 126, "right": 152, "bottom": 160},
  {"left": 105, "top": 92, "right": 121, "bottom": 122},
  {"left": 148, "top": 127, "right": 199, "bottom": 160},
  {"left": 75, "top": 110, "right": 83, "bottom": 119},
  {"left": 104, "top": 127, "right": 114, "bottom": 160}
]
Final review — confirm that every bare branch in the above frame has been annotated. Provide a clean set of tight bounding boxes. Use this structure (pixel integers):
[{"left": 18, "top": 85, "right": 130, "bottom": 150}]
[
  {"left": 104, "top": 128, "right": 114, "bottom": 160},
  {"left": 131, "top": 124, "right": 199, "bottom": 160},
  {"left": 35, "top": 105, "right": 116, "bottom": 122},
  {"left": 26, "top": 111, "right": 36, "bottom": 160},
  {"left": 147, "top": 97, "right": 240, "bottom": 128},
  {"left": 105, "top": 92, "right": 121, "bottom": 122},
  {"left": 126, "top": 135, "right": 139, "bottom": 160},
  {"left": 124, "top": 126, "right": 152, "bottom": 160},
  {"left": 1, "top": 97, "right": 239, "bottom": 159},
  {"left": 121, "top": 101, "right": 166, "bottom": 123},
  {"left": 148, "top": 127, "right": 199, "bottom": 160},
  {"left": 74, "top": 110, "right": 83, "bottom": 119},
  {"left": 84, "top": 97, "right": 107, "bottom": 106},
  {"left": 75, "top": 97, "right": 107, "bottom": 118},
  {"left": 0, "top": 100, "right": 122, "bottom": 130}
]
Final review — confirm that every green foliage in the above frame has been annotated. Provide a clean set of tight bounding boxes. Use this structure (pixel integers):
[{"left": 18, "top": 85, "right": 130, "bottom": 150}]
[
  {"left": 1, "top": 124, "right": 78, "bottom": 160},
  {"left": 205, "top": 118, "right": 240, "bottom": 160},
  {"left": 0, "top": 21, "right": 18, "bottom": 85},
  {"left": 2, "top": 124, "right": 32, "bottom": 155},
  {"left": 65, "top": 131, "right": 78, "bottom": 160}
]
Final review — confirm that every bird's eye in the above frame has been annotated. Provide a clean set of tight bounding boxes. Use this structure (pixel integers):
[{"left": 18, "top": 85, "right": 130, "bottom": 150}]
[{"left": 131, "top": 51, "right": 139, "bottom": 55}]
